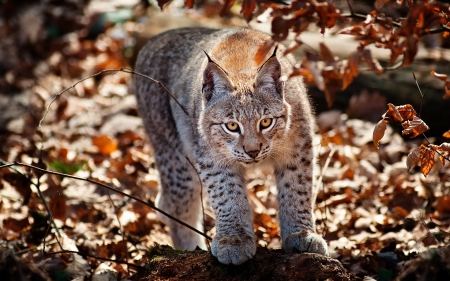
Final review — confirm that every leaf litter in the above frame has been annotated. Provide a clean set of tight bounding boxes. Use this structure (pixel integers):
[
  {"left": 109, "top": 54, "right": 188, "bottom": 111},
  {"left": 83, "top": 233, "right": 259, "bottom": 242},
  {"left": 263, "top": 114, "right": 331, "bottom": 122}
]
[{"left": 0, "top": 1, "right": 450, "bottom": 280}]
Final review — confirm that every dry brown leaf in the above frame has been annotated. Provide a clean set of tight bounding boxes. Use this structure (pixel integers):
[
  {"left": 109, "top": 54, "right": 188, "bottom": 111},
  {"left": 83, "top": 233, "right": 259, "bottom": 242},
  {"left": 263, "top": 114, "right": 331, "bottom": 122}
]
[
  {"left": 185, "top": 0, "right": 194, "bottom": 8},
  {"left": 373, "top": 120, "right": 387, "bottom": 149},
  {"left": 396, "top": 104, "right": 417, "bottom": 121},
  {"left": 402, "top": 116, "right": 429, "bottom": 138},
  {"left": 383, "top": 103, "right": 404, "bottom": 123},
  {"left": 49, "top": 194, "right": 67, "bottom": 221},
  {"left": 92, "top": 135, "right": 118, "bottom": 156},
  {"left": 431, "top": 70, "right": 448, "bottom": 81},
  {"left": 362, "top": 48, "right": 383, "bottom": 75},
  {"left": 319, "top": 42, "right": 336, "bottom": 64},
  {"left": 445, "top": 80, "right": 450, "bottom": 99},
  {"left": 420, "top": 145, "right": 435, "bottom": 177},
  {"left": 241, "top": 0, "right": 257, "bottom": 22},
  {"left": 406, "top": 146, "right": 421, "bottom": 171},
  {"left": 342, "top": 51, "right": 360, "bottom": 90},
  {"left": 436, "top": 195, "right": 450, "bottom": 215}
]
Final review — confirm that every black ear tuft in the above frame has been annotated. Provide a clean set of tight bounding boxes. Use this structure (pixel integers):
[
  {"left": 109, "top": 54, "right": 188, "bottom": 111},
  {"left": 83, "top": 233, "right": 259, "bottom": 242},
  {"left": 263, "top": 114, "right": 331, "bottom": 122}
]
[
  {"left": 256, "top": 48, "right": 282, "bottom": 96},
  {"left": 202, "top": 52, "right": 231, "bottom": 103}
]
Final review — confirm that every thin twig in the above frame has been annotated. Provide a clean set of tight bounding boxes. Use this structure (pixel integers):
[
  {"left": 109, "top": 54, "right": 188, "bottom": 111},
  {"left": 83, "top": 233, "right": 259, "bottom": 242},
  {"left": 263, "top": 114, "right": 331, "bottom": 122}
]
[
  {"left": 6, "top": 161, "right": 212, "bottom": 241},
  {"left": 106, "top": 191, "right": 130, "bottom": 274},
  {"left": 43, "top": 249, "right": 145, "bottom": 269},
  {"left": 38, "top": 68, "right": 190, "bottom": 129},
  {"left": 341, "top": 12, "right": 402, "bottom": 28}
]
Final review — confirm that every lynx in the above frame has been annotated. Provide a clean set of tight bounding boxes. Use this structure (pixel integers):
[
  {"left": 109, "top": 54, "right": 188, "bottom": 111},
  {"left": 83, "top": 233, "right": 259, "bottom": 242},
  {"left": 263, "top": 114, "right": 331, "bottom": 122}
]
[{"left": 134, "top": 27, "right": 328, "bottom": 265}]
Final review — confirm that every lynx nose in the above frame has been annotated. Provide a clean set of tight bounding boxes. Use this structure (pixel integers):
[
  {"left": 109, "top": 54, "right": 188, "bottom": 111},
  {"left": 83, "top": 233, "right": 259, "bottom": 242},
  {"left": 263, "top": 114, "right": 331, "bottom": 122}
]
[{"left": 245, "top": 149, "right": 260, "bottom": 159}]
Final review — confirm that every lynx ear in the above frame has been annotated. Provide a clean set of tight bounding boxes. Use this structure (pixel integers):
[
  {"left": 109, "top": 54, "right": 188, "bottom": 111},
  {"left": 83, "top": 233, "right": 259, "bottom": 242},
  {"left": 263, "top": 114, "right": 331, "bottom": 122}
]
[
  {"left": 256, "top": 47, "right": 283, "bottom": 96},
  {"left": 202, "top": 52, "right": 232, "bottom": 103}
]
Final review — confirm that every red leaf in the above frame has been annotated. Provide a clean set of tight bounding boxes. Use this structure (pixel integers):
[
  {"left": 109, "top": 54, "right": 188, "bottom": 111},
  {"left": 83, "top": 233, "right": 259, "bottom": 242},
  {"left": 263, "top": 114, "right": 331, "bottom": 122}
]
[{"left": 185, "top": 0, "right": 194, "bottom": 8}]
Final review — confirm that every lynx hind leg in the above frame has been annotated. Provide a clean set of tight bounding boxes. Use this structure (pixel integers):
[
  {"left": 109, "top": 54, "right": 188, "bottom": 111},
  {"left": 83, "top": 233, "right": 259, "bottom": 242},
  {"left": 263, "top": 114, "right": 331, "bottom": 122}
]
[{"left": 153, "top": 147, "right": 207, "bottom": 251}]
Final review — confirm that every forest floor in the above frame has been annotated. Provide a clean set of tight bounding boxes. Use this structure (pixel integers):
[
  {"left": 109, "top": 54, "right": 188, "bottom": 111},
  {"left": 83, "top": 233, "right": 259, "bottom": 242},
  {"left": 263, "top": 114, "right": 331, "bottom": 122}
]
[{"left": 0, "top": 1, "right": 450, "bottom": 280}]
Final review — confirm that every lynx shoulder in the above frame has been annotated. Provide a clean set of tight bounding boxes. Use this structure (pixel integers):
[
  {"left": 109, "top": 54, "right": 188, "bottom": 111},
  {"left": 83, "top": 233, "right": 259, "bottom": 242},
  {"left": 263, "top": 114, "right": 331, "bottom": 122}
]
[{"left": 134, "top": 27, "right": 328, "bottom": 265}]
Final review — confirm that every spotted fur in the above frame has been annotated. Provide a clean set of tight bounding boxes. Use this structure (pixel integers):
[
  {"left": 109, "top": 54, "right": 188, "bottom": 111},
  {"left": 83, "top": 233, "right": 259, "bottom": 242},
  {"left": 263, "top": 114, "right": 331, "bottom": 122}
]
[{"left": 134, "top": 27, "right": 328, "bottom": 265}]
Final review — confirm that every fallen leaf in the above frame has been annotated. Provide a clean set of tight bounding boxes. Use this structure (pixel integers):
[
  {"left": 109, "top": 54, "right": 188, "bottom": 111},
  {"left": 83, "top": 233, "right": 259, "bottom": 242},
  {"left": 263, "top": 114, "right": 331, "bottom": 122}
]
[{"left": 92, "top": 135, "right": 118, "bottom": 156}]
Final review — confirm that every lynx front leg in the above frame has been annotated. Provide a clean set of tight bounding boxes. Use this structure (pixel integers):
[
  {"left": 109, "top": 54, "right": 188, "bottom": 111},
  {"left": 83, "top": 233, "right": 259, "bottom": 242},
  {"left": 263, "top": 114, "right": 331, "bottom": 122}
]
[
  {"left": 154, "top": 148, "right": 207, "bottom": 251},
  {"left": 275, "top": 145, "right": 329, "bottom": 256},
  {"left": 197, "top": 159, "right": 256, "bottom": 265}
]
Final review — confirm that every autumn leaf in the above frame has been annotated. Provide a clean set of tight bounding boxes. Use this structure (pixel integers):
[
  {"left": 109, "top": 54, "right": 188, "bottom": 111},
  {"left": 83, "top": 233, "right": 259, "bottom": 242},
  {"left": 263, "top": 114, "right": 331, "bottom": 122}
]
[
  {"left": 443, "top": 130, "right": 450, "bottom": 138},
  {"left": 241, "top": 0, "right": 257, "bottom": 22},
  {"left": 185, "top": 0, "right": 194, "bottom": 8},
  {"left": 220, "top": 0, "right": 235, "bottom": 17},
  {"left": 436, "top": 142, "right": 450, "bottom": 165},
  {"left": 373, "top": 120, "right": 387, "bottom": 149},
  {"left": 431, "top": 70, "right": 448, "bottom": 81},
  {"left": 271, "top": 16, "right": 290, "bottom": 41},
  {"left": 255, "top": 41, "right": 275, "bottom": 66},
  {"left": 396, "top": 104, "right": 417, "bottom": 121},
  {"left": 420, "top": 145, "right": 435, "bottom": 177},
  {"left": 92, "top": 135, "right": 118, "bottom": 156},
  {"left": 362, "top": 48, "right": 383, "bottom": 75},
  {"left": 402, "top": 116, "right": 429, "bottom": 138},
  {"left": 319, "top": 42, "right": 336, "bottom": 64},
  {"left": 157, "top": 0, "right": 172, "bottom": 9},
  {"left": 342, "top": 51, "right": 361, "bottom": 90},
  {"left": 50, "top": 194, "right": 67, "bottom": 221},
  {"left": 406, "top": 146, "right": 421, "bottom": 171},
  {"left": 382, "top": 103, "right": 404, "bottom": 123},
  {"left": 445, "top": 80, "right": 450, "bottom": 99}
]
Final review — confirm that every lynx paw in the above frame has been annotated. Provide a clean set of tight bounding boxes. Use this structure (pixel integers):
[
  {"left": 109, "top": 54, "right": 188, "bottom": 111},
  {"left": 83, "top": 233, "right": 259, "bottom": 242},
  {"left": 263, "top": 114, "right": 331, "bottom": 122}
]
[
  {"left": 284, "top": 230, "right": 329, "bottom": 256},
  {"left": 211, "top": 233, "right": 257, "bottom": 265}
]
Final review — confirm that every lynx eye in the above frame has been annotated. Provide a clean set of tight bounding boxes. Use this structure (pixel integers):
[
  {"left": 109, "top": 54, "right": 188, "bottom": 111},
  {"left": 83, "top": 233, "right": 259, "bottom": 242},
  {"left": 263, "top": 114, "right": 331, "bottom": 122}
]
[
  {"left": 260, "top": 118, "right": 273, "bottom": 130},
  {"left": 225, "top": 122, "right": 240, "bottom": 133}
]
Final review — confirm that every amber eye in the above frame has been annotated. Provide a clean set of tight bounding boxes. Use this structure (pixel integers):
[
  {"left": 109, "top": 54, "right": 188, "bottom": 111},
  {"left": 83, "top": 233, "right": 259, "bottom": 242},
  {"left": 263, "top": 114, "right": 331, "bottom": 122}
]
[
  {"left": 260, "top": 118, "right": 273, "bottom": 129},
  {"left": 225, "top": 122, "right": 240, "bottom": 132}
]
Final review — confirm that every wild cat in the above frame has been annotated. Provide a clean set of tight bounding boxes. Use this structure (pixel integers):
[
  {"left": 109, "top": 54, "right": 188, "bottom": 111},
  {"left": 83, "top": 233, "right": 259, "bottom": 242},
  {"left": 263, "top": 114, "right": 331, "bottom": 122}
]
[{"left": 134, "top": 27, "right": 328, "bottom": 265}]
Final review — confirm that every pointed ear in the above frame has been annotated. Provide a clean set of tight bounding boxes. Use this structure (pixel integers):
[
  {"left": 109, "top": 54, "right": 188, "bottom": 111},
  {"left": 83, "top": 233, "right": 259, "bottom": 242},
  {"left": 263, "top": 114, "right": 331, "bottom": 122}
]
[
  {"left": 256, "top": 49, "right": 283, "bottom": 96},
  {"left": 202, "top": 61, "right": 232, "bottom": 103}
]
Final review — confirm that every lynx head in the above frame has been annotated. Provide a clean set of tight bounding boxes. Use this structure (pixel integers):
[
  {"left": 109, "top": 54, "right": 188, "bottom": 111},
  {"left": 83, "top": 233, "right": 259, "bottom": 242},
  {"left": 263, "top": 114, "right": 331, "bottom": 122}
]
[{"left": 199, "top": 47, "right": 291, "bottom": 166}]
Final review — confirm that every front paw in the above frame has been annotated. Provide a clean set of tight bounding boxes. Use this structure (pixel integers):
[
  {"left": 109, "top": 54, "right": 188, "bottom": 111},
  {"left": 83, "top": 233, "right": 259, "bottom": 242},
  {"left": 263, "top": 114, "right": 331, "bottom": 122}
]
[
  {"left": 283, "top": 230, "right": 329, "bottom": 256},
  {"left": 211, "top": 232, "right": 257, "bottom": 265}
]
